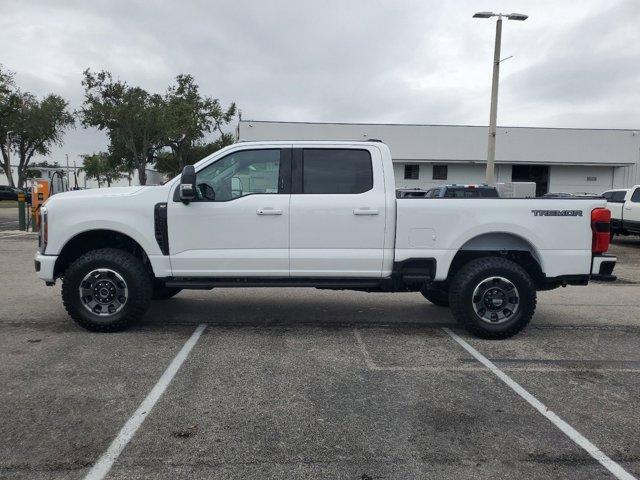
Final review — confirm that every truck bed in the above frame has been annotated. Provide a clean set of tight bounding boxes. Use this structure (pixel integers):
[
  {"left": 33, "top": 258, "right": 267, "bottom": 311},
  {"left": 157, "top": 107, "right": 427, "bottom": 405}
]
[{"left": 395, "top": 198, "right": 607, "bottom": 281}]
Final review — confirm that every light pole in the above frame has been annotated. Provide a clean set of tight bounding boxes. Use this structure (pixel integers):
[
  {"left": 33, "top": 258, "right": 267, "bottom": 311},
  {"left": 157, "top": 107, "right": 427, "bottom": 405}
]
[{"left": 473, "top": 11, "right": 528, "bottom": 184}]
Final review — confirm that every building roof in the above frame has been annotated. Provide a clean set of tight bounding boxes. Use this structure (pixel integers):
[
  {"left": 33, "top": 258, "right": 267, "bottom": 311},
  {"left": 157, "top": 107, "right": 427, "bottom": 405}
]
[{"left": 238, "top": 120, "right": 640, "bottom": 166}]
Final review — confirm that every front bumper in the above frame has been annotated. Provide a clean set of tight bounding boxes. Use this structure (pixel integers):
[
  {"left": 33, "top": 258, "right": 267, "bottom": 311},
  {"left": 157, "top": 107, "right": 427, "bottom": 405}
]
[
  {"left": 34, "top": 253, "right": 57, "bottom": 283},
  {"left": 591, "top": 254, "right": 617, "bottom": 282}
]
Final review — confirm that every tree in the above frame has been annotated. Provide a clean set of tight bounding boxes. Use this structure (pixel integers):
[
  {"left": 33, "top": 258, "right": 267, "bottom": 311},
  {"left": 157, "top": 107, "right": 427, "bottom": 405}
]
[
  {"left": 80, "top": 69, "right": 238, "bottom": 185},
  {"left": 0, "top": 65, "right": 18, "bottom": 186},
  {"left": 0, "top": 90, "right": 74, "bottom": 188},
  {"left": 162, "top": 74, "right": 237, "bottom": 171},
  {"left": 80, "top": 70, "right": 164, "bottom": 185},
  {"left": 81, "top": 152, "right": 126, "bottom": 187},
  {"left": 108, "top": 137, "right": 136, "bottom": 185},
  {"left": 0, "top": 65, "right": 14, "bottom": 98}
]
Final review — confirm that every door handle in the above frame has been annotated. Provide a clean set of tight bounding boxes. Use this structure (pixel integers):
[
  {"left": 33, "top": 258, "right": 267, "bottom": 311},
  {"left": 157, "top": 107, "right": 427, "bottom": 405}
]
[
  {"left": 257, "top": 208, "right": 283, "bottom": 215},
  {"left": 353, "top": 208, "right": 379, "bottom": 215}
]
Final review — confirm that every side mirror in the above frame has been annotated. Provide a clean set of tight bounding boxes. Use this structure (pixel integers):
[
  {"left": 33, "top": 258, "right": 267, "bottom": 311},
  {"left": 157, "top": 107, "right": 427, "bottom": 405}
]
[{"left": 179, "top": 165, "right": 196, "bottom": 204}]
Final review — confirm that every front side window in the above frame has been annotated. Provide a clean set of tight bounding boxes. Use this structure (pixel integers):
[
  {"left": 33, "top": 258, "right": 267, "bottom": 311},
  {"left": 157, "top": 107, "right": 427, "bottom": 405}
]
[
  {"left": 631, "top": 188, "right": 640, "bottom": 203},
  {"left": 195, "top": 149, "right": 281, "bottom": 201},
  {"left": 302, "top": 149, "right": 373, "bottom": 194}
]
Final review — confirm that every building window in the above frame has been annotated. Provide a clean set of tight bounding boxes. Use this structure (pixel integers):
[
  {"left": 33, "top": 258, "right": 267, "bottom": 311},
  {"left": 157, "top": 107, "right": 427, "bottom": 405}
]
[
  {"left": 432, "top": 165, "right": 448, "bottom": 180},
  {"left": 404, "top": 164, "right": 419, "bottom": 180}
]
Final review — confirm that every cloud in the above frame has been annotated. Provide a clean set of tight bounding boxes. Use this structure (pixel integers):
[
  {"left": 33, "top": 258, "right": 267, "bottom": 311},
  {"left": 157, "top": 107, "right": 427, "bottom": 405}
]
[{"left": 0, "top": 0, "right": 638, "bottom": 165}]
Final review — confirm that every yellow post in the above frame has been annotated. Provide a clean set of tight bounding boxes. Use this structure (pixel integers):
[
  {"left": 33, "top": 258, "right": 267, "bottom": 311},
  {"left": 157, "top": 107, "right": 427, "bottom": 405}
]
[{"left": 17, "top": 191, "right": 26, "bottom": 230}]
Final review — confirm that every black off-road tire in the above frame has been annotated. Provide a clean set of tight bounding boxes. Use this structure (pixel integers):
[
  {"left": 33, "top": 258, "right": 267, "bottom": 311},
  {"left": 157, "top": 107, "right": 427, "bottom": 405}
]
[
  {"left": 421, "top": 287, "right": 450, "bottom": 307},
  {"left": 449, "top": 257, "right": 536, "bottom": 339},
  {"left": 152, "top": 281, "right": 182, "bottom": 300},
  {"left": 62, "top": 248, "right": 152, "bottom": 332}
]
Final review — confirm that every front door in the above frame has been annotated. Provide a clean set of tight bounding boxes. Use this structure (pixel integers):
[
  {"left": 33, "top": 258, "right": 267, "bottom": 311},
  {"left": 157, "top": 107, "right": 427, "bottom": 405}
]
[
  {"left": 289, "top": 147, "right": 387, "bottom": 277},
  {"left": 168, "top": 148, "right": 291, "bottom": 276}
]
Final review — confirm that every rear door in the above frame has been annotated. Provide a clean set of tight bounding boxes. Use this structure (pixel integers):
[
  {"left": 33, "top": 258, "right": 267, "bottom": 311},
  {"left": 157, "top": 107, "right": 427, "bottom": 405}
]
[{"left": 289, "top": 146, "right": 387, "bottom": 277}]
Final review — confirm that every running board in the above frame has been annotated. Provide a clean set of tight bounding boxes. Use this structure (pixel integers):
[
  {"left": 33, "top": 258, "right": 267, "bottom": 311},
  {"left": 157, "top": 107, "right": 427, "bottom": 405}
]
[{"left": 164, "top": 277, "right": 382, "bottom": 290}]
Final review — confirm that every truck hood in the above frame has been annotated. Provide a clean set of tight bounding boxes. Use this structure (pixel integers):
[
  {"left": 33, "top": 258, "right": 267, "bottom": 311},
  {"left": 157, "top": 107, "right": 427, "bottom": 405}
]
[{"left": 51, "top": 186, "right": 148, "bottom": 200}]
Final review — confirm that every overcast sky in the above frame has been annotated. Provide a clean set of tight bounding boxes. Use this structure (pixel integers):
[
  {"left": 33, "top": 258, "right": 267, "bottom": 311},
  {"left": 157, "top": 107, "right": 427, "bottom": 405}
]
[{"left": 1, "top": 0, "right": 639, "bottom": 165}]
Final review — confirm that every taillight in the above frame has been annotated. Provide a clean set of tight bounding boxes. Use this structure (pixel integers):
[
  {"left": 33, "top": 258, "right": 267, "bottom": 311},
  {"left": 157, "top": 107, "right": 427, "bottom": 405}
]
[{"left": 591, "top": 207, "right": 610, "bottom": 254}]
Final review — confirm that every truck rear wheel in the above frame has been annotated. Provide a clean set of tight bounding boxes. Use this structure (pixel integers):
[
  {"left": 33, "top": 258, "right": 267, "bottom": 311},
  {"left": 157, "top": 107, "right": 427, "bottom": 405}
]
[
  {"left": 449, "top": 257, "right": 536, "bottom": 339},
  {"left": 420, "top": 287, "right": 450, "bottom": 307},
  {"left": 62, "top": 248, "right": 152, "bottom": 332}
]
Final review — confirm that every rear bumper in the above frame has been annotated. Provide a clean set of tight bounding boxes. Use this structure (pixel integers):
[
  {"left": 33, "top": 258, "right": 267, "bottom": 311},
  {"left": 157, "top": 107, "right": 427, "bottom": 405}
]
[
  {"left": 34, "top": 253, "right": 57, "bottom": 283},
  {"left": 591, "top": 254, "right": 617, "bottom": 282}
]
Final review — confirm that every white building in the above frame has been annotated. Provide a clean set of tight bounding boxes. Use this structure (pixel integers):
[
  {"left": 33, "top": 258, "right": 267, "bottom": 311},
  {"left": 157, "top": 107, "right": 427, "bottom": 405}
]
[{"left": 238, "top": 120, "right": 640, "bottom": 196}]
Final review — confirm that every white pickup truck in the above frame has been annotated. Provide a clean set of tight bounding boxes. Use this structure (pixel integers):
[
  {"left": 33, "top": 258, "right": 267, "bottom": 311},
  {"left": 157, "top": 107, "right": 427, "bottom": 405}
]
[
  {"left": 603, "top": 186, "right": 640, "bottom": 238},
  {"left": 34, "top": 141, "right": 616, "bottom": 338}
]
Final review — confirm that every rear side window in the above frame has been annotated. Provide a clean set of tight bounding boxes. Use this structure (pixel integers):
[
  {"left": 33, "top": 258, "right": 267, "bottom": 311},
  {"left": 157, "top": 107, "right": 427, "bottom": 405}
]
[
  {"left": 302, "top": 149, "right": 373, "bottom": 194},
  {"left": 610, "top": 191, "right": 627, "bottom": 203}
]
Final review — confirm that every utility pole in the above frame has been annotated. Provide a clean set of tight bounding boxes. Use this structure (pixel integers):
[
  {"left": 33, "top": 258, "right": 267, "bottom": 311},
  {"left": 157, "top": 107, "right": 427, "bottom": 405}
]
[
  {"left": 6, "top": 131, "right": 13, "bottom": 187},
  {"left": 473, "top": 12, "right": 528, "bottom": 184},
  {"left": 486, "top": 17, "right": 502, "bottom": 185},
  {"left": 65, "top": 154, "right": 70, "bottom": 192}
]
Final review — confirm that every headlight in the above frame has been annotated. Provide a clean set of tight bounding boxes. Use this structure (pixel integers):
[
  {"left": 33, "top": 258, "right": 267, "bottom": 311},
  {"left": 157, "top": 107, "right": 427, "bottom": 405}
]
[{"left": 39, "top": 206, "right": 48, "bottom": 253}]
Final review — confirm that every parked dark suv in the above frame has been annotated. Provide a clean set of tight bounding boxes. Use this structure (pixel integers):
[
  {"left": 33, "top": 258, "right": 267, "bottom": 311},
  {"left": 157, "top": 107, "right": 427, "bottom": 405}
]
[
  {"left": 0, "top": 185, "right": 23, "bottom": 201},
  {"left": 397, "top": 184, "right": 499, "bottom": 199}
]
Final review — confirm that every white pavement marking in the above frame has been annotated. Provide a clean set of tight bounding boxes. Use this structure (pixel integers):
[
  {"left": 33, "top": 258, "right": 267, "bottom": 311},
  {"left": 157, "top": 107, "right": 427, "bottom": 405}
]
[
  {"left": 83, "top": 324, "right": 207, "bottom": 480},
  {"left": 353, "top": 327, "right": 379, "bottom": 370},
  {"left": 443, "top": 328, "right": 637, "bottom": 480},
  {"left": 354, "top": 327, "right": 640, "bottom": 373}
]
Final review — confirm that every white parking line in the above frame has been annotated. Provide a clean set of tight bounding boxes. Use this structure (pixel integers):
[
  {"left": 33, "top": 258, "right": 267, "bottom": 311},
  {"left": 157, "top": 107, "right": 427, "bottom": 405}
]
[
  {"left": 443, "top": 328, "right": 637, "bottom": 480},
  {"left": 353, "top": 327, "right": 640, "bottom": 373},
  {"left": 83, "top": 324, "right": 207, "bottom": 480}
]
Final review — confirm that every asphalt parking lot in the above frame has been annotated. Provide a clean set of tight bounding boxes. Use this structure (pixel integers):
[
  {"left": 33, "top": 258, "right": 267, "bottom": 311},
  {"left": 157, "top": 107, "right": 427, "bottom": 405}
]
[
  {"left": 1, "top": 233, "right": 639, "bottom": 479},
  {"left": 0, "top": 205, "right": 20, "bottom": 232}
]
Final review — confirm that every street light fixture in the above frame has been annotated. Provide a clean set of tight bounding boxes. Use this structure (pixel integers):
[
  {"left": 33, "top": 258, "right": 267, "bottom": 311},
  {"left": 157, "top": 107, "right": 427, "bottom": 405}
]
[{"left": 474, "top": 12, "right": 528, "bottom": 184}]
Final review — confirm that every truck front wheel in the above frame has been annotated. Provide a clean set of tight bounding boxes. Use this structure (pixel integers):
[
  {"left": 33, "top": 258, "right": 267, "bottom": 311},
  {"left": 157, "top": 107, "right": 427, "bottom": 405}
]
[
  {"left": 62, "top": 248, "right": 152, "bottom": 332},
  {"left": 449, "top": 257, "right": 536, "bottom": 339}
]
